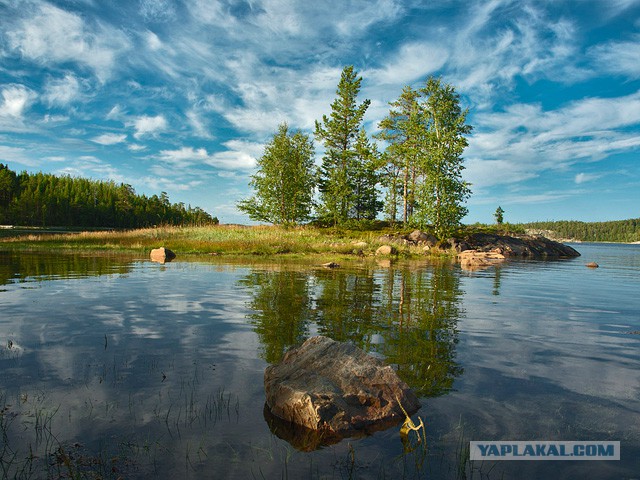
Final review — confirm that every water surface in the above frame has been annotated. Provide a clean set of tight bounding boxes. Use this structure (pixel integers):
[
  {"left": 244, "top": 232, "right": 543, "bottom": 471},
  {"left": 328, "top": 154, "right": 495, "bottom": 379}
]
[{"left": 0, "top": 244, "right": 638, "bottom": 479}]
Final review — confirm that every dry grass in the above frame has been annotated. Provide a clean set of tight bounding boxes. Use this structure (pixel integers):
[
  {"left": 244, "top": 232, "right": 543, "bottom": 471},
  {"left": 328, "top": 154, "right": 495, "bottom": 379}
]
[{"left": 0, "top": 224, "right": 456, "bottom": 259}]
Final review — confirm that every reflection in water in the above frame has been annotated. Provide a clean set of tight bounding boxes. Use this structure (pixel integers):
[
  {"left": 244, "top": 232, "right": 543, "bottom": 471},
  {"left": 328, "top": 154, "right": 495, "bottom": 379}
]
[
  {"left": 240, "top": 262, "right": 464, "bottom": 399},
  {"left": 0, "top": 247, "right": 638, "bottom": 479},
  {"left": 0, "top": 250, "right": 134, "bottom": 285},
  {"left": 240, "top": 269, "right": 313, "bottom": 363}
]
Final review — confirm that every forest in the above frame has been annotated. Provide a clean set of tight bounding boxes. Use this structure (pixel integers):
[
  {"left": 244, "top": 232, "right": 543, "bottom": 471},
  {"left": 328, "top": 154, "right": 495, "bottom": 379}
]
[
  {"left": 520, "top": 219, "right": 640, "bottom": 243},
  {"left": 0, "top": 164, "right": 218, "bottom": 228}
]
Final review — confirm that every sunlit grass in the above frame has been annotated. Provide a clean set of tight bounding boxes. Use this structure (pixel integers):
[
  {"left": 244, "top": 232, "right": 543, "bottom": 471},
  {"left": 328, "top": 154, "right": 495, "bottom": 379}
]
[{"left": 0, "top": 224, "right": 452, "bottom": 258}]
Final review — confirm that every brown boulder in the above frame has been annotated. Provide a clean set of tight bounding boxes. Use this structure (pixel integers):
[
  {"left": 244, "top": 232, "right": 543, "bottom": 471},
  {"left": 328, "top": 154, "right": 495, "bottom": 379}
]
[
  {"left": 458, "top": 250, "right": 506, "bottom": 271},
  {"left": 376, "top": 245, "right": 397, "bottom": 256},
  {"left": 150, "top": 247, "right": 176, "bottom": 264},
  {"left": 264, "top": 336, "right": 420, "bottom": 436}
]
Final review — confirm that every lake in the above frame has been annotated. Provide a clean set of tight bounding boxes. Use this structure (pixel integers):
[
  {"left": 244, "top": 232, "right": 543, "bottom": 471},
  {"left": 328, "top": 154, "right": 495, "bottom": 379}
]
[{"left": 0, "top": 243, "right": 638, "bottom": 479}]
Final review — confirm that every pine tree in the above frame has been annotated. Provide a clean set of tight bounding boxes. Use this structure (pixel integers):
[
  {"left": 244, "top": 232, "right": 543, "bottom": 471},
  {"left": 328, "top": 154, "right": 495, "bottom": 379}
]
[
  {"left": 238, "top": 123, "right": 315, "bottom": 226},
  {"left": 315, "top": 66, "right": 373, "bottom": 225}
]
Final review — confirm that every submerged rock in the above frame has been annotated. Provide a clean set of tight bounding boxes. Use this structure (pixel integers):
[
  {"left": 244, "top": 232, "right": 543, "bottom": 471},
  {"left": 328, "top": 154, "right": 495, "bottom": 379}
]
[
  {"left": 264, "top": 336, "right": 420, "bottom": 438},
  {"left": 585, "top": 262, "right": 599, "bottom": 268},
  {"left": 458, "top": 250, "right": 506, "bottom": 271}
]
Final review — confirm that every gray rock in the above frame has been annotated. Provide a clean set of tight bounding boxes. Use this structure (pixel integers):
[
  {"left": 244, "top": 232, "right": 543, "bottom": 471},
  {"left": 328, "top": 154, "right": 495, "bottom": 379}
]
[
  {"left": 408, "top": 230, "right": 437, "bottom": 245},
  {"left": 462, "top": 233, "right": 580, "bottom": 258},
  {"left": 264, "top": 336, "right": 420, "bottom": 435}
]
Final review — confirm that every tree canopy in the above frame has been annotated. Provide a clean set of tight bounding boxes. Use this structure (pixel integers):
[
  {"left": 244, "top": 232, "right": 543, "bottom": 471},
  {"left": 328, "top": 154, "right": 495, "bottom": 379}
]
[
  {"left": 314, "top": 66, "right": 380, "bottom": 225},
  {"left": 237, "top": 123, "right": 315, "bottom": 226}
]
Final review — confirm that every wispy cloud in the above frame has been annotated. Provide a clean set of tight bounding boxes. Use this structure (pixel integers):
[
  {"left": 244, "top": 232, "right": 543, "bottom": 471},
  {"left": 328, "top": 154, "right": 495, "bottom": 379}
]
[
  {"left": 575, "top": 172, "right": 602, "bottom": 184},
  {"left": 91, "top": 133, "right": 127, "bottom": 146},
  {"left": 466, "top": 89, "right": 640, "bottom": 189},
  {"left": 130, "top": 115, "right": 168, "bottom": 139},
  {"left": 4, "top": 0, "right": 130, "bottom": 82},
  {"left": 43, "top": 74, "right": 82, "bottom": 106},
  {"left": 0, "top": 145, "right": 38, "bottom": 167},
  {"left": 590, "top": 36, "right": 640, "bottom": 79},
  {"left": 158, "top": 140, "right": 260, "bottom": 170}
]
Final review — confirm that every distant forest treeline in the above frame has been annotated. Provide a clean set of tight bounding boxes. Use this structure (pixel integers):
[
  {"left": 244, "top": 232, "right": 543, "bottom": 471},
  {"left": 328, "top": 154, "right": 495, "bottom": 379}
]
[
  {"left": 0, "top": 164, "right": 218, "bottom": 228},
  {"left": 520, "top": 219, "right": 640, "bottom": 243}
]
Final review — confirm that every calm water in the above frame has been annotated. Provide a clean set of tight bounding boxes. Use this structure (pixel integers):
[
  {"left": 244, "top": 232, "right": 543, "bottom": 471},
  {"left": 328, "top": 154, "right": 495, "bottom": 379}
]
[{"left": 0, "top": 244, "right": 639, "bottom": 479}]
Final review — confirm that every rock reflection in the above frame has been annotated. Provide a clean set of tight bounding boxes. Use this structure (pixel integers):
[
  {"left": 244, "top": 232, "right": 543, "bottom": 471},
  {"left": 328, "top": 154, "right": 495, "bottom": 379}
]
[{"left": 263, "top": 402, "right": 406, "bottom": 452}]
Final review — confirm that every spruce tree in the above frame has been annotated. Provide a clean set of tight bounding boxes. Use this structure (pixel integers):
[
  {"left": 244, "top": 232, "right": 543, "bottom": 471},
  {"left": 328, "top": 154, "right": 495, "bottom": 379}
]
[{"left": 314, "top": 66, "right": 373, "bottom": 225}]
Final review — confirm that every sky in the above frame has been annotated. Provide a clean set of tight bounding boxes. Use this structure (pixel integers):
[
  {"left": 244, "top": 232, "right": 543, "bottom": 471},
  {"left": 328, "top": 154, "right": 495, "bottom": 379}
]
[{"left": 0, "top": 0, "right": 639, "bottom": 224}]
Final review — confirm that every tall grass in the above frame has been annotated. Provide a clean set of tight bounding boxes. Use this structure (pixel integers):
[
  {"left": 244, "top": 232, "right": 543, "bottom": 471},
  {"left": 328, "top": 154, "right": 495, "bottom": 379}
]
[{"left": 0, "top": 225, "right": 450, "bottom": 258}]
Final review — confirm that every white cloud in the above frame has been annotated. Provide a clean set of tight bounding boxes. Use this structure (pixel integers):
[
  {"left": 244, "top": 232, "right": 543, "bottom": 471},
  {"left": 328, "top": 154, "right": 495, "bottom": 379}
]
[
  {"left": 186, "top": 109, "right": 212, "bottom": 139},
  {"left": 575, "top": 172, "right": 601, "bottom": 184},
  {"left": 466, "top": 90, "right": 640, "bottom": 189},
  {"left": 157, "top": 142, "right": 259, "bottom": 170},
  {"left": 43, "top": 74, "right": 81, "bottom": 106},
  {"left": 139, "top": 0, "right": 176, "bottom": 23},
  {"left": 131, "top": 115, "right": 168, "bottom": 139},
  {"left": 590, "top": 37, "right": 640, "bottom": 78},
  {"left": 0, "top": 84, "right": 35, "bottom": 118},
  {"left": 5, "top": 1, "right": 130, "bottom": 82},
  {"left": 0, "top": 145, "right": 38, "bottom": 167},
  {"left": 367, "top": 42, "right": 449, "bottom": 85},
  {"left": 91, "top": 133, "right": 127, "bottom": 145}
]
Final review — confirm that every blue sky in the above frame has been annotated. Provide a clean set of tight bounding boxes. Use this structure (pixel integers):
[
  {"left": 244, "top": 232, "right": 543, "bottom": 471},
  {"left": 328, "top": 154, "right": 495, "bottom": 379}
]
[{"left": 1, "top": 0, "right": 639, "bottom": 224}]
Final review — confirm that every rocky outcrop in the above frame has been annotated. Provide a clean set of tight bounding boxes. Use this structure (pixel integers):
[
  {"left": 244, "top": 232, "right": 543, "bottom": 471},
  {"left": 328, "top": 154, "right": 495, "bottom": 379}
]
[
  {"left": 150, "top": 247, "right": 176, "bottom": 263},
  {"left": 264, "top": 336, "right": 420, "bottom": 439},
  {"left": 461, "top": 232, "right": 580, "bottom": 258}
]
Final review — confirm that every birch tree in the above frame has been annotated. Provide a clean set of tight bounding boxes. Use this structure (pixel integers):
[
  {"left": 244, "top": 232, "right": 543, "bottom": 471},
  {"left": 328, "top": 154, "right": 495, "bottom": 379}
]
[{"left": 237, "top": 123, "right": 315, "bottom": 226}]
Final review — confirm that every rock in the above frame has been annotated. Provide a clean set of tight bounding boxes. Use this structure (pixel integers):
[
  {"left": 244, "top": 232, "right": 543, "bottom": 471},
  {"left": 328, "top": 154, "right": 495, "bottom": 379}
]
[
  {"left": 352, "top": 241, "right": 368, "bottom": 248},
  {"left": 264, "top": 336, "right": 420, "bottom": 437},
  {"left": 461, "top": 232, "right": 580, "bottom": 258},
  {"left": 376, "top": 245, "right": 397, "bottom": 256},
  {"left": 150, "top": 247, "right": 176, "bottom": 264},
  {"left": 407, "top": 230, "right": 437, "bottom": 245},
  {"left": 322, "top": 262, "right": 340, "bottom": 269},
  {"left": 585, "top": 262, "right": 599, "bottom": 268},
  {"left": 458, "top": 250, "right": 506, "bottom": 271}
]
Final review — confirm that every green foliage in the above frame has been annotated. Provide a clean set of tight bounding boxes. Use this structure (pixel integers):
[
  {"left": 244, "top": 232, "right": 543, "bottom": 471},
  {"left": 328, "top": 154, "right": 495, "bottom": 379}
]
[
  {"left": 237, "top": 123, "right": 315, "bottom": 226},
  {"left": 0, "top": 163, "right": 217, "bottom": 228},
  {"left": 315, "top": 66, "right": 380, "bottom": 225},
  {"left": 376, "top": 86, "right": 422, "bottom": 224},
  {"left": 520, "top": 219, "right": 640, "bottom": 243},
  {"left": 377, "top": 78, "right": 472, "bottom": 240},
  {"left": 494, "top": 206, "right": 505, "bottom": 225},
  {"left": 411, "top": 77, "right": 472, "bottom": 239}
]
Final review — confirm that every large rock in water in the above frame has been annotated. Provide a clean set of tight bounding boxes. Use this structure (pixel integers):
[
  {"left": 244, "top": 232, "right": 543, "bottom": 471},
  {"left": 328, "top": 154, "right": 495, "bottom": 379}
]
[
  {"left": 463, "top": 233, "right": 580, "bottom": 258},
  {"left": 150, "top": 247, "right": 176, "bottom": 263},
  {"left": 264, "top": 336, "right": 420, "bottom": 437}
]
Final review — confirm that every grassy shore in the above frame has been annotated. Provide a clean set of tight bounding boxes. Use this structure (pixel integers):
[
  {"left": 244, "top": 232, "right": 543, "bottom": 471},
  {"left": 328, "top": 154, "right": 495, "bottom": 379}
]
[{"left": 0, "top": 224, "right": 449, "bottom": 258}]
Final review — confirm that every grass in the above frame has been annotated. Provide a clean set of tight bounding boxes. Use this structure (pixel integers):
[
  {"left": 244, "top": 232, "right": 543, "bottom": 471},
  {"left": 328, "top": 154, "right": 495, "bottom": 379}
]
[{"left": 0, "top": 224, "right": 459, "bottom": 259}]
